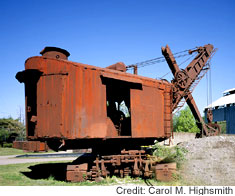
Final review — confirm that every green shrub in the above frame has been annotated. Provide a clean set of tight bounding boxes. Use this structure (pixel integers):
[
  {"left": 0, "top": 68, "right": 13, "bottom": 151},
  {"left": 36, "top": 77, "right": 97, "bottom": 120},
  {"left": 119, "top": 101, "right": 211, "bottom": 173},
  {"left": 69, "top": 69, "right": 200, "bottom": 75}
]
[
  {"left": 152, "top": 141, "right": 188, "bottom": 168},
  {"left": 2, "top": 143, "right": 13, "bottom": 148}
]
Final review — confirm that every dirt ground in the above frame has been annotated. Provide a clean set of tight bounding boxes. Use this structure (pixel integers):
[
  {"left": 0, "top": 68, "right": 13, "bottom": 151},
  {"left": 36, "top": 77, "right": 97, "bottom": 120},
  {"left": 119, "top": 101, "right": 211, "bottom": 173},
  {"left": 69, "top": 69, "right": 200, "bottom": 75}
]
[{"left": 178, "top": 134, "right": 235, "bottom": 186}]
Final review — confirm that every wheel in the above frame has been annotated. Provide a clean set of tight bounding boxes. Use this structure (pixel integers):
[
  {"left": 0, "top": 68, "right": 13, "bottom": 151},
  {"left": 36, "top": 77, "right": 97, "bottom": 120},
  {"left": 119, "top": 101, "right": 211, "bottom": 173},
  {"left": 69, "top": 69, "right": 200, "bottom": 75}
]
[{"left": 175, "top": 70, "right": 189, "bottom": 89}]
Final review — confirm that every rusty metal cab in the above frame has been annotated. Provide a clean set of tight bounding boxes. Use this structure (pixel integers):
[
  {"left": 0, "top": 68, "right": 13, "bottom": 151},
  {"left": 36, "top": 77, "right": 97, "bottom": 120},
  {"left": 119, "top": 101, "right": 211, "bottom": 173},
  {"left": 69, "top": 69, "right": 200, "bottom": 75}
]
[
  {"left": 14, "top": 45, "right": 218, "bottom": 182},
  {"left": 16, "top": 47, "right": 172, "bottom": 152}
]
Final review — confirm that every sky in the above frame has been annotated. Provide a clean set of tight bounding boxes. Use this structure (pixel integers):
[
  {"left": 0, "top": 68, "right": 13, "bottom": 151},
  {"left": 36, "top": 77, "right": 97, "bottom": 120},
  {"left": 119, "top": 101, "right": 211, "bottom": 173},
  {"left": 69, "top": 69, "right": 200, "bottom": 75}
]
[{"left": 0, "top": 0, "right": 235, "bottom": 120}]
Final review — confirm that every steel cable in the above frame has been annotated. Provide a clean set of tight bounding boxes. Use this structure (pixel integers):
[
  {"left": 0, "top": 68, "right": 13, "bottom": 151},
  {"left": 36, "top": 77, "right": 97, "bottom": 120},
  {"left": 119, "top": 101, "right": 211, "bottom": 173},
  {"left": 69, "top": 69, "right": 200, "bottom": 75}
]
[{"left": 126, "top": 47, "right": 197, "bottom": 70}]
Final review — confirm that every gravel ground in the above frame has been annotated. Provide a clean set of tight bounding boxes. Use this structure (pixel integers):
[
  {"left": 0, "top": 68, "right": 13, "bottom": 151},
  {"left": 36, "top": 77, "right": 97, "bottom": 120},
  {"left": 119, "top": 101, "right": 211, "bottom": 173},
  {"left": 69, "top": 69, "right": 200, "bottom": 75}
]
[
  {"left": 161, "top": 132, "right": 196, "bottom": 146},
  {"left": 179, "top": 135, "right": 235, "bottom": 186}
]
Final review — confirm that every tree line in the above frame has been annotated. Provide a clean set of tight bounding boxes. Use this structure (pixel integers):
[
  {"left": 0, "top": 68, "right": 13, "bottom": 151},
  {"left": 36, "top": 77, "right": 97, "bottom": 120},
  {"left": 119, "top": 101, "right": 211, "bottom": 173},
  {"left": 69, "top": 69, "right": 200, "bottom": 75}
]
[{"left": 0, "top": 118, "right": 25, "bottom": 147}]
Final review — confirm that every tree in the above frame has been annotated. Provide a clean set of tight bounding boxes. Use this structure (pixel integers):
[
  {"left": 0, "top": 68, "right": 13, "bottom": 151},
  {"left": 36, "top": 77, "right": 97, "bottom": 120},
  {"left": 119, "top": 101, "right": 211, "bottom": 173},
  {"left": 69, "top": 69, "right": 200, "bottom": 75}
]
[
  {"left": 0, "top": 118, "right": 26, "bottom": 146},
  {"left": 173, "top": 106, "right": 199, "bottom": 133}
]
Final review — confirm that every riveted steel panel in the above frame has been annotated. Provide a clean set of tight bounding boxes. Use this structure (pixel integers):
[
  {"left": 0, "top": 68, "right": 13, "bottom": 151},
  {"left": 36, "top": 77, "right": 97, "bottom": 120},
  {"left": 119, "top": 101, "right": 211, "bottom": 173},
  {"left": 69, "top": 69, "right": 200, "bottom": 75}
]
[
  {"left": 37, "top": 74, "right": 67, "bottom": 138},
  {"left": 23, "top": 55, "right": 173, "bottom": 143},
  {"left": 130, "top": 85, "right": 165, "bottom": 138}
]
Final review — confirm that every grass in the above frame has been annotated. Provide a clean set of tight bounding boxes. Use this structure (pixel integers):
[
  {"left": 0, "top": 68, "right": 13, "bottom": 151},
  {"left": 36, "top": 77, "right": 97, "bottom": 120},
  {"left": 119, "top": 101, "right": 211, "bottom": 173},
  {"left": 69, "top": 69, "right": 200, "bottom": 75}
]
[
  {"left": 0, "top": 145, "right": 190, "bottom": 186},
  {"left": 0, "top": 160, "right": 190, "bottom": 186},
  {"left": 0, "top": 161, "right": 70, "bottom": 186},
  {"left": 0, "top": 147, "right": 28, "bottom": 156}
]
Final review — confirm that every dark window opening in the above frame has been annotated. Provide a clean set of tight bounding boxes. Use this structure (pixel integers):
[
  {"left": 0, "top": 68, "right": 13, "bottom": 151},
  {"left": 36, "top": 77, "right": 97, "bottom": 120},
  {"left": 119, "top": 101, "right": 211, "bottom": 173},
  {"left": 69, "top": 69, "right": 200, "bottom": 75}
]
[
  {"left": 25, "top": 82, "right": 37, "bottom": 136},
  {"left": 106, "top": 80, "right": 131, "bottom": 136}
]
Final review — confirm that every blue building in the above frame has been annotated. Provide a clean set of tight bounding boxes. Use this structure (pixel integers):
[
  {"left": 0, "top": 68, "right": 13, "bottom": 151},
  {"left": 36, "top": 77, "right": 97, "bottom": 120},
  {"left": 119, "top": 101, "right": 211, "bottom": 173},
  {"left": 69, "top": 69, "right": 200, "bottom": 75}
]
[{"left": 205, "top": 88, "right": 235, "bottom": 134}]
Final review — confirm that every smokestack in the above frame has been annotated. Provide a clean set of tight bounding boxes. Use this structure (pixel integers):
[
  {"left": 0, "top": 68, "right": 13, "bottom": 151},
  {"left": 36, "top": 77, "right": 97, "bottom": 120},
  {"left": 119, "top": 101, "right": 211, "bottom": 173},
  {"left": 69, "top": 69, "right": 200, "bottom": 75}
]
[{"left": 40, "top": 46, "right": 70, "bottom": 60}]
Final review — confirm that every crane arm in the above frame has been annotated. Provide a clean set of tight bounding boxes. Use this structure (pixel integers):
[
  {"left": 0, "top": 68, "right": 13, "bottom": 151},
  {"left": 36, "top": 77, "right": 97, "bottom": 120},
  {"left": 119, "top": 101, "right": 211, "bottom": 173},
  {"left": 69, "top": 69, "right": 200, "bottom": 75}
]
[{"left": 162, "top": 44, "right": 220, "bottom": 137}]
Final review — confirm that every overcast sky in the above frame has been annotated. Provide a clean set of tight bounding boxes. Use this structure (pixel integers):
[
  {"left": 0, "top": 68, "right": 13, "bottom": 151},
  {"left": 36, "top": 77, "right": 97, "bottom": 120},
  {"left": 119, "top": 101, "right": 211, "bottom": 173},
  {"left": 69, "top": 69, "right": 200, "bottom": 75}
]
[{"left": 0, "top": 0, "right": 235, "bottom": 119}]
